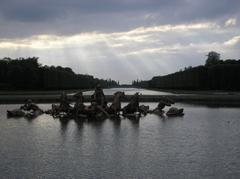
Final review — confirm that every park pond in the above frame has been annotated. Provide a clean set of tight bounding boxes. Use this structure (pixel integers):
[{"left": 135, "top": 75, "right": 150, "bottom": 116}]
[
  {"left": 0, "top": 88, "right": 240, "bottom": 178},
  {"left": 82, "top": 87, "right": 173, "bottom": 95}
]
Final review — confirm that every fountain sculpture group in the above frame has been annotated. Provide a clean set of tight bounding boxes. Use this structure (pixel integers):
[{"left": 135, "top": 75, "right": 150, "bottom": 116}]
[{"left": 7, "top": 86, "right": 184, "bottom": 120}]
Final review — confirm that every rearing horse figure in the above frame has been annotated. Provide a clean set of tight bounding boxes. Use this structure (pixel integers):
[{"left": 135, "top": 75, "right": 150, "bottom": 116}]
[
  {"left": 122, "top": 92, "right": 139, "bottom": 115},
  {"left": 107, "top": 91, "right": 125, "bottom": 115}
]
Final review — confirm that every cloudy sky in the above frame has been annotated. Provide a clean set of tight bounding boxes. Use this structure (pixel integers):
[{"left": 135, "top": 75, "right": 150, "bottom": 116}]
[{"left": 0, "top": 0, "right": 239, "bottom": 83}]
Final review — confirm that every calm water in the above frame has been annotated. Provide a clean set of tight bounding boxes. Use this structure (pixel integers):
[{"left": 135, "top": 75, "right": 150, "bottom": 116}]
[
  {"left": 1, "top": 89, "right": 240, "bottom": 178},
  {"left": 83, "top": 87, "right": 173, "bottom": 95}
]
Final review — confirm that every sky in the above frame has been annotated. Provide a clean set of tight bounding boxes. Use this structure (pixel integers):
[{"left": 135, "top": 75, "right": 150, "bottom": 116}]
[{"left": 0, "top": 0, "right": 240, "bottom": 84}]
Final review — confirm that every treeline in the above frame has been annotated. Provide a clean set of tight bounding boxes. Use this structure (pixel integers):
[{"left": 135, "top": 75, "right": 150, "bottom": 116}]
[
  {"left": 133, "top": 52, "right": 240, "bottom": 90},
  {"left": 132, "top": 80, "right": 149, "bottom": 88},
  {"left": 0, "top": 57, "right": 118, "bottom": 90}
]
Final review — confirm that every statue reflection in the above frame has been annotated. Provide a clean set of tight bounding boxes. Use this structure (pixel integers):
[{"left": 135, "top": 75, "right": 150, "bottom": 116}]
[
  {"left": 129, "top": 118, "right": 140, "bottom": 128},
  {"left": 112, "top": 118, "right": 121, "bottom": 129},
  {"left": 59, "top": 117, "right": 70, "bottom": 135},
  {"left": 74, "top": 118, "right": 84, "bottom": 131},
  {"left": 124, "top": 116, "right": 140, "bottom": 128}
]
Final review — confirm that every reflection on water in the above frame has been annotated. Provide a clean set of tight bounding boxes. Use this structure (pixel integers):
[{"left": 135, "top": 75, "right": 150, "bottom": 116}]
[
  {"left": 83, "top": 87, "right": 173, "bottom": 95},
  {"left": 1, "top": 103, "right": 240, "bottom": 178}
]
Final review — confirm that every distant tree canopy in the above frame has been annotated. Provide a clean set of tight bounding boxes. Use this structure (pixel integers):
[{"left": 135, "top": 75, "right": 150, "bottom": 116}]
[
  {"left": 132, "top": 80, "right": 149, "bottom": 88},
  {"left": 205, "top": 51, "right": 221, "bottom": 66},
  {"left": 0, "top": 57, "right": 118, "bottom": 90},
  {"left": 133, "top": 52, "right": 240, "bottom": 90}
]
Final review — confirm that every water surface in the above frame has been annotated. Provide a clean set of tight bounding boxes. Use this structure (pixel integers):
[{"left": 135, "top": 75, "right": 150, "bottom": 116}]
[
  {"left": 1, "top": 102, "right": 240, "bottom": 178},
  {"left": 83, "top": 87, "right": 173, "bottom": 95}
]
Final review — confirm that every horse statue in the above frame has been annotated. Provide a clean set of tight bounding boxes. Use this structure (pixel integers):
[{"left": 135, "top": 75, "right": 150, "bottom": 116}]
[
  {"left": 122, "top": 92, "right": 140, "bottom": 117},
  {"left": 166, "top": 107, "right": 184, "bottom": 117},
  {"left": 7, "top": 99, "right": 43, "bottom": 119},
  {"left": 91, "top": 84, "right": 107, "bottom": 108},
  {"left": 45, "top": 92, "right": 73, "bottom": 118},
  {"left": 107, "top": 91, "right": 125, "bottom": 116},
  {"left": 73, "top": 91, "right": 86, "bottom": 118}
]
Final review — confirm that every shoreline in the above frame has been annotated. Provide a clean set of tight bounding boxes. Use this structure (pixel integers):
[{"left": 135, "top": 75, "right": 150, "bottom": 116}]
[
  {"left": 146, "top": 88, "right": 240, "bottom": 95},
  {"left": 0, "top": 89, "right": 91, "bottom": 95},
  {"left": 1, "top": 93, "right": 240, "bottom": 106}
]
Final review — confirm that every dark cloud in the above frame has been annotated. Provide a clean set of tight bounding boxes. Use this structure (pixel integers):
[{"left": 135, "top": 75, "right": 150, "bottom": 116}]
[
  {"left": 0, "top": 0, "right": 178, "bottom": 22},
  {"left": 0, "top": 0, "right": 239, "bottom": 38},
  {"left": 175, "top": 0, "right": 240, "bottom": 22}
]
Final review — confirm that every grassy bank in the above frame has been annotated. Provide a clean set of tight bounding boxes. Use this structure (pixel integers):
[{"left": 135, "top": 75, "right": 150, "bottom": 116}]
[
  {"left": 0, "top": 89, "right": 91, "bottom": 95},
  {"left": 1, "top": 93, "right": 240, "bottom": 106},
  {"left": 147, "top": 88, "right": 240, "bottom": 95}
]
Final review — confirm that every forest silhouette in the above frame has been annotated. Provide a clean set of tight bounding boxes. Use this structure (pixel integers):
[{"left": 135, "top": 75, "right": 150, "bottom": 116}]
[
  {"left": 1, "top": 52, "right": 240, "bottom": 91},
  {"left": 0, "top": 57, "right": 118, "bottom": 90},
  {"left": 133, "top": 52, "right": 240, "bottom": 90}
]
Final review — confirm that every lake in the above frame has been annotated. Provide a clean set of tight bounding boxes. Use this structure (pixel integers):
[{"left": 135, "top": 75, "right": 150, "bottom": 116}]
[
  {"left": 83, "top": 87, "right": 173, "bottom": 95},
  {"left": 0, "top": 88, "right": 240, "bottom": 178}
]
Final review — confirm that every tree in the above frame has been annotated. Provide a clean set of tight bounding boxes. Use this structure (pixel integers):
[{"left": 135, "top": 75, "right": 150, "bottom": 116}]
[
  {"left": 0, "top": 57, "right": 119, "bottom": 90},
  {"left": 205, "top": 51, "right": 221, "bottom": 66}
]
